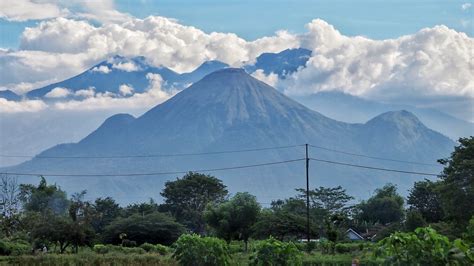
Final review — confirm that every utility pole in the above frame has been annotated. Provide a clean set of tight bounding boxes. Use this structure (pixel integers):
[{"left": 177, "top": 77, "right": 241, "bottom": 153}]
[{"left": 305, "top": 143, "right": 310, "bottom": 243}]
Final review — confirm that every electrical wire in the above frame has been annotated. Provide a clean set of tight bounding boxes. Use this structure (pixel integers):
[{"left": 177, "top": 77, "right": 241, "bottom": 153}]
[
  {"left": 308, "top": 144, "right": 439, "bottom": 166},
  {"left": 0, "top": 158, "right": 305, "bottom": 177},
  {"left": 309, "top": 157, "right": 438, "bottom": 176}
]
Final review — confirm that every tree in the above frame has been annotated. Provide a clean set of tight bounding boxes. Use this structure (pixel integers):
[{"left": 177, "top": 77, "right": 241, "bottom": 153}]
[
  {"left": 19, "top": 176, "right": 69, "bottom": 215},
  {"left": 68, "top": 191, "right": 96, "bottom": 253},
  {"left": 205, "top": 192, "right": 260, "bottom": 251},
  {"left": 437, "top": 137, "right": 474, "bottom": 227},
  {"left": 407, "top": 179, "right": 444, "bottom": 223},
  {"left": 102, "top": 212, "right": 185, "bottom": 245},
  {"left": 357, "top": 184, "right": 404, "bottom": 225},
  {"left": 405, "top": 210, "right": 427, "bottom": 231},
  {"left": 161, "top": 172, "right": 228, "bottom": 233},
  {"left": 122, "top": 198, "right": 159, "bottom": 217},
  {"left": 92, "top": 197, "right": 121, "bottom": 233},
  {"left": 0, "top": 175, "right": 21, "bottom": 237},
  {"left": 296, "top": 186, "right": 354, "bottom": 217}
]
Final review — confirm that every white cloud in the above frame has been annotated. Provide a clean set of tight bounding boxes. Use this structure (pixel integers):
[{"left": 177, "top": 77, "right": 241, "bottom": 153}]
[
  {"left": 112, "top": 62, "right": 139, "bottom": 72},
  {"left": 462, "top": 3, "right": 472, "bottom": 10},
  {"left": 0, "top": 0, "right": 69, "bottom": 21},
  {"left": 45, "top": 87, "right": 72, "bottom": 98},
  {"left": 119, "top": 84, "right": 134, "bottom": 96},
  {"left": 251, "top": 70, "right": 279, "bottom": 87},
  {"left": 91, "top": 65, "right": 111, "bottom": 74},
  {"left": 0, "top": 98, "right": 48, "bottom": 113},
  {"left": 53, "top": 73, "right": 171, "bottom": 111},
  {"left": 282, "top": 20, "right": 474, "bottom": 102},
  {"left": 75, "top": 87, "right": 96, "bottom": 98}
]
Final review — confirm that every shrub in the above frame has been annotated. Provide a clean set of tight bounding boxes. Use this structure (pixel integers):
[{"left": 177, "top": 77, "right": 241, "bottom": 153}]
[
  {"left": 0, "top": 240, "right": 11, "bottom": 256},
  {"left": 249, "top": 236, "right": 302, "bottom": 266},
  {"left": 334, "top": 243, "right": 364, "bottom": 254},
  {"left": 375, "top": 227, "right": 473, "bottom": 265},
  {"left": 122, "top": 239, "right": 137, "bottom": 247},
  {"left": 140, "top": 243, "right": 156, "bottom": 252},
  {"left": 7, "top": 242, "right": 30, "bottom": 256},
  {"left": 155, "top": 244, "right": 169, "bottom": 255},
  {"left": 173, "top": 234, "right": 231, "bottom": 266},
  {"left": 93, "top": 244, "right": 109, "bottom": 254}
]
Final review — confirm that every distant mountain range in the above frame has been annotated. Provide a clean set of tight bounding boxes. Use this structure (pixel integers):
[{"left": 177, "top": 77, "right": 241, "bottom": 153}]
[
  {"left": 295, "top": 92, "right": 473, "bottom": 140},
  {"left": 4, "top": 69, "right": 455, "bottom": 204}
]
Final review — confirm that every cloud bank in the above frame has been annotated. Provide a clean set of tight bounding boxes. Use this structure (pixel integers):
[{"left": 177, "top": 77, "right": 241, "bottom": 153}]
[{"left": 0, "top": 10, "right": 472, "bottom": 120}]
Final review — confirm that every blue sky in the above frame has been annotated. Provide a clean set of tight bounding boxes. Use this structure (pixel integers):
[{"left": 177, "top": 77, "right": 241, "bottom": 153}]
[{"left": 1, "top": 0, "right": 472, "bottom": 48}]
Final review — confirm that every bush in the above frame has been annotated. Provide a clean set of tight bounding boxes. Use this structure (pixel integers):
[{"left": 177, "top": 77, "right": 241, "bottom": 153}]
[
  {"left": 122, "top": 239, "right": 137, "bottom": 247},
  {"left": 154, "top": 244, "right": 169, "bottom": 255},
  {"left": 93, "top": 244, "right": 109, "bottom": 254},
  {"left": 140, "top": 243, "right": 156, "bottom": 252},
  {"left": 249, "top": 237, "right": 302, "bottom": 266},
  {"left": 173, "top": 234, "right": 231, "bottom": 266},
  {"left": 0, "top": 240, "right": 30, "bottom": 256},
  {"left": 334, "top": 243, "right": 364, "bottom": 254},
  {"left": 375, "top": 227, "right": 473, "bottom": 265}
]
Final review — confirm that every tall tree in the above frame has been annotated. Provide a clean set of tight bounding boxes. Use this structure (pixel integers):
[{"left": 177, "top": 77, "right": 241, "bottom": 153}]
[
  {"left": 92, "top": 197, "right": 121, "bottom": 233},
  {"left": 407, "top": 179, "right": 444, "bottom": 223},
  {"left": 161, "top": 172, "right": 228, "bottom": 233},
  {"left": 297, "top": 186, "right": 354, "bottom": 217},
  {"left": 19, "top": 176, "right": 69, "bottom": 215},
  {"left": 205, "top": 192, "right": 260, "bottom": 251},
  {"left": 437, "top": 137, "right": 474, "bottom": 227},
  {"left": 357, "top": 184, "right": 404, "bottom": 225}
]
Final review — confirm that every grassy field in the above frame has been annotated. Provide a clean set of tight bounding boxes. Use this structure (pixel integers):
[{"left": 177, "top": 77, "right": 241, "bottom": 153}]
[{"left": 0, "top": 251, "right": 379, "bottom": 266}]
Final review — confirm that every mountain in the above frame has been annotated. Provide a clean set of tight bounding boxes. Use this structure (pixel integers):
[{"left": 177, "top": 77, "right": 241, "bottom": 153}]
[
  {"left": 25, "top": 56, "right": 229, "bottom": 99},
  {"left": 244, "top": 48, "right": 311, "bottom": 77},
  {"left": 294, "top": 91, "right": 474, "bottom": 140},
  {"left": 5, "top": 69, "right": 454, "bottom": 203},
  {"left": 0, "top": 90, "right": 21, "bottom": 101}
]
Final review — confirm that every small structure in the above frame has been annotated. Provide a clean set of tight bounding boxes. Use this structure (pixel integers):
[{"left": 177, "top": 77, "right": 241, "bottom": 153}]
[{"left": 346, "top": 228, "right": 364, "bottom": 241}]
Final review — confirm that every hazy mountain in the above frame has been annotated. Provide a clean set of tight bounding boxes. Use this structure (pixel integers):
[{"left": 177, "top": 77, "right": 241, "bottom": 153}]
[
  {"left": 244, "top": 48, "right": 311, "bottom": 77},
  {"left": 0, "top": 90, "right": 21, "bottom": 101},
  {"left": 6, "top": 69, "right": 454, "bottom": 204},
  {"left": 294, "top": 91, "right": 473, "bottom": 140},
  {"left": 25, "top": 56, "right": 229, "bottom": 99}
]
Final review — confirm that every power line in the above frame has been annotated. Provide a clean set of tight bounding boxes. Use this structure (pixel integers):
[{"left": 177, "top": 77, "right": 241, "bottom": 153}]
[
  {"left": 308, "top": 144, "right": 439, "bottom": 166},
  {"left": 309, "top": 157, "right": 438, "bottom": 176},
  {"left": 1, "top": 158, "right": 305, "bottom": 177},
  {"left": 0, "top": 144, "right": 304, "bottom": 159}
]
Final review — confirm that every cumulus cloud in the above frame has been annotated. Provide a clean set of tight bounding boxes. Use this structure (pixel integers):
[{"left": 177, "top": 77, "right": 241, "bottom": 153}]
[
  {"left": 0, "top": 0, "right": 68, "bottom": 21},
  {"left": 112, "top": 62, "right": 139, "bottom": 72},
  {"left": 282, "top": 19, "right": 474, "bottom": 102},
  {"left": 462, "top": 3, "right": 472, "bottom": 10},
  {"left": 251, "top": 69, "right": 279, "bottom": 87},
  {"left": 91, "top": 65, "right": 111, "bottom": 74},
  {"left": 53, "top": 73, "right": 171, "bottom": 111},
  {"left": 0, "top": 98, "right": 47, "bottom": 113},
  {"left": 45, "top": 87, "right": 72, "bottom": 98},
  {"left": 119, "top": 84, "right": 134, "bottom": 96}
]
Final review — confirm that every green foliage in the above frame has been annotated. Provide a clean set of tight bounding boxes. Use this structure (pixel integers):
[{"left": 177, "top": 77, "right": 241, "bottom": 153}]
[
  {"left": 375, "top": 227, "right": 473, "bottom": 265},
  {"left": 357, "top": 184, "right": 404, "bottom": 225},
  {"left": 2, "top": 253, "right": 174, "bottom": 265},
  {"left": 161, "top": 172, "right": 228, "bottom": 233},
  {"left": 172, "top": 234, "right": 231, "bottom": 266},
  {"left": 252, "top": 199, "right": 309, "bottom": 240},
  {"left": 438, "top": 137, "right": 474, "bottom": 227},
  {"left": 334, "top": 243, "right": 363, "bottom": 254},
  {"left": 407, "top": 179, "right": 444, "bottom": 223},
  {"left": 296, "top": 186, "right": 354, "bottom": 217},
  {"left": 205, "top": 192, "right": 260, "bottom": 250},
  {"left": 93, "top": 244, "right": 109, "bottom": 254},
  {"left": 249, "top": 237, "right": 302, "bottom": 266},
  {"left": 0, "top": 239, "right": 30, "bottom": 256},
  {"left": 103, "top": 212, "right": 185, "bottom": 245},
  {"left": 19, "top": 176, "right": 69, "bottom": 215},
  {"left": 92, "top": 197, "right": 121, "bottom": 233},
  {"left": 463, "top": 216, "right": 474, "bottom": 244},
  {"left": 405, "top": 209, "right": 427, "bottom": 231}
]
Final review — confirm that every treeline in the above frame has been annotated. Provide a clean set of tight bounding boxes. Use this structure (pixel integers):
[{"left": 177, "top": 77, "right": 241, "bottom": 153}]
[{"left": 0, "top": 137, "right": 472, "bottom": 256}]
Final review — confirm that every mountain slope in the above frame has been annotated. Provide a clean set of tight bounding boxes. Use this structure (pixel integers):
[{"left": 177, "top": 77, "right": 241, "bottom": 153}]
[
  {"left": 0, "top": 90, "right": 21, "bottom": 101},
  {"left": 294, "top": 91, "right": 473, "bottom": 140},
  {"left": 7, "top": 69, "right": 454, "bottom": 203},
  {"left": 25, "top": 56, "right": 229, "bottom": 99}
]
